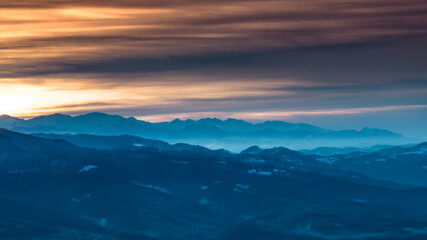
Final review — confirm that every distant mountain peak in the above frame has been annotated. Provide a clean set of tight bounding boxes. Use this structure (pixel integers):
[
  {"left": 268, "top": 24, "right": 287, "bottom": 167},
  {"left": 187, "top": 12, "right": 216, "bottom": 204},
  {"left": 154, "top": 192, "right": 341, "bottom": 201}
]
[
  {"left": 0, "top": 112, "right": 408, "bottom": 151},
  {"left": 126, "top": 116, "right": 140, "bottom": 122},
  {"left": 51, "top": 113, "right": 70, "bottom": 117},
  {"left": 80, "top": 112, "right": 120, "bottom": 118},
  {"left": 46, "top": 113, "right": 70, "bottom": 117},
  {"left": 31, "top": 113, "right": 72, "bottom": 121},
  {"left": 359, "top": 127, "right": 402, "bottom": 137},
  {"left": 241, "top": 146, "right": 262, "bottom": 154},
  {"left": 225, "top": 118, "right": 251, "bottom": 123},
  {"left": 197, "top": 117, "right": 223, "bottom": 123}
]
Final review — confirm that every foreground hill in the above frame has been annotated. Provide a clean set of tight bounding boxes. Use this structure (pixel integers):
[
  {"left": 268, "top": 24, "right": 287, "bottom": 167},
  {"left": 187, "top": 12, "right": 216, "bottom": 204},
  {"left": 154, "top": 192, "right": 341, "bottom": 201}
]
[
  {"left": 0, "top": 112, "right": 411, "bottom": 151},
  {"left": 1, "top": 129, "right": 427, "bottom": 239}
]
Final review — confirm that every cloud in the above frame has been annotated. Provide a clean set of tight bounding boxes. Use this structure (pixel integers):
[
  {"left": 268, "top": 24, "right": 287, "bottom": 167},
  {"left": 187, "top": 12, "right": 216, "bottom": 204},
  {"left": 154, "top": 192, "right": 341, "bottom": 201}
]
[
  {"left": 0, "top": 0, "right": 426, "bottom": 136},
  {"left": 1, "top": 0, "right": 427, "bottom": 77},
  {"left": 276, "top": 78, "right": 427, "bottom": 93}
]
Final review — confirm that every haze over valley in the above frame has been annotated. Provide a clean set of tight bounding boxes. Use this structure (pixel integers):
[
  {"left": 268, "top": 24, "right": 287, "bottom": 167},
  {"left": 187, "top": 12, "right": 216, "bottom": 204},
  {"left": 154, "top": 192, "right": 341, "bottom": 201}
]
[
  {"left": 0, "top": 112, "right": 419, "bottom": 152},
  {"left": 1, "top": 0, "right": 427, "bottom": 239}
]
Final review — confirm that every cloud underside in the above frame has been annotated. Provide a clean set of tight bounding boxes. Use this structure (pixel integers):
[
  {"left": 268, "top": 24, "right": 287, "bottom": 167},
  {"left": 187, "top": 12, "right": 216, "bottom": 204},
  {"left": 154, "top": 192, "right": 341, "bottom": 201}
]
[
  {"left": 1, "top": 0, "right": 426, "bottom": 74},
  {"left": 0, "top": 0, "right": 426, "bottom": 120}
]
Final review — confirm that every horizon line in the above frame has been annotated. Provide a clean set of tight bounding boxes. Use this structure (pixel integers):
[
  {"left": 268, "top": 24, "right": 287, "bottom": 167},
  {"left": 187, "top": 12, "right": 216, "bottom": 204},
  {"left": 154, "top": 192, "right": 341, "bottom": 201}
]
[{"left": 1, "top": 111, "right": 412, "bottom": 136}]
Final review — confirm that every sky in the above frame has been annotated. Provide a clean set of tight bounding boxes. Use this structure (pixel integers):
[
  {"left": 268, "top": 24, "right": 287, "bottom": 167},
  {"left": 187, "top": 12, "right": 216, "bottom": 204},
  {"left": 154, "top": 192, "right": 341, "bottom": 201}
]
[{"left": 0, "top": 0, "right": 426, "bottom": 138}]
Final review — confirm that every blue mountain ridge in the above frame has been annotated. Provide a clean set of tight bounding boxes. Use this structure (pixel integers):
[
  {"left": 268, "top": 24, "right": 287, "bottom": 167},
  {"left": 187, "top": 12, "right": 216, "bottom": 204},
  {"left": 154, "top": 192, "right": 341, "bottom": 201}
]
[
  {"left": 0, "top": 112, "right": 409, "bottom": 151},
  {"left": 1, "top": 128, "right": 427, "bottom": 239}
]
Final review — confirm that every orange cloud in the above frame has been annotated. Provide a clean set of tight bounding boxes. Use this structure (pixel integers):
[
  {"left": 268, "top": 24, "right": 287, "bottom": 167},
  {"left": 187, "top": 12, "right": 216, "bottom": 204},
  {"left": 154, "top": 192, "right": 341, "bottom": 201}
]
[
  {"left": 1, "top": 0, "right": 426, "bottom": 76},
  {"left": 0, "top": 0, "right": 426, "bottom": 121}
]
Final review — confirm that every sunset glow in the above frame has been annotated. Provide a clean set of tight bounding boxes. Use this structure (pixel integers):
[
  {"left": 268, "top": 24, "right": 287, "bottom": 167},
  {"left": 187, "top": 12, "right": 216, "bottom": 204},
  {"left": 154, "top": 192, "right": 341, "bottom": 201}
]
[
  {"left": 1, "top": 2, "right": 427, "bottom": 239},
  {"left": 0, "top": 94, "right": 35, "bottom": 114},
  {"left": 0, "top": 0, "right": 426, "bottom": 137}
]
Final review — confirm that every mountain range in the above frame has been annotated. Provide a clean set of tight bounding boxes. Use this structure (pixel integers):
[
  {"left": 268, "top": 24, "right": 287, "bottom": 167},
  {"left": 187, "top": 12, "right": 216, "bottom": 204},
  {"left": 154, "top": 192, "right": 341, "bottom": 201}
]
[
  {"left": 0, "top": 112, "right": 412, "bottom": 151},
  {"left": 1, "top": 128, "right": 427, "bottom": 239},
  {"left": 28, "top": 130, "right": 427, "bottom": 187}
]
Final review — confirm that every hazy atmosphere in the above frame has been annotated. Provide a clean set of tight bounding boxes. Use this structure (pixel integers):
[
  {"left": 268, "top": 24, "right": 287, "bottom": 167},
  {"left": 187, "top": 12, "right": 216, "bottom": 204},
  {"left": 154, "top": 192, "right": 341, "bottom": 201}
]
[
  {"left": 2, "top": 1, "right": 427, "bottom": 240},
  {"left": 0, "top": 0, "right": 426, "bottom": 138}
]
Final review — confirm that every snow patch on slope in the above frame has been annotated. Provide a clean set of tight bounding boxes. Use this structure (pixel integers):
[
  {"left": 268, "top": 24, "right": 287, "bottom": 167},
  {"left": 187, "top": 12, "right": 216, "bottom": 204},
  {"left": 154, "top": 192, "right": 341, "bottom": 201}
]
[
  {"left": 78, "top": 165, "right": 98, "bottom": 173},
  {"left": 130, "top": 181, "right": 171, "bottom": 194}
]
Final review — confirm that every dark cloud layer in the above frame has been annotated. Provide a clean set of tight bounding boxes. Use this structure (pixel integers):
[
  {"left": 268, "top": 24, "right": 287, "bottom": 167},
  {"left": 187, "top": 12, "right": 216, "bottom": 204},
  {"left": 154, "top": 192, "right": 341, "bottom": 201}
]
[
  {"left": 0, "top": 0, "right": 426, "bottom": 137},
  {"left": 1, "top": 0, "right": 427, "bottom": 76}
]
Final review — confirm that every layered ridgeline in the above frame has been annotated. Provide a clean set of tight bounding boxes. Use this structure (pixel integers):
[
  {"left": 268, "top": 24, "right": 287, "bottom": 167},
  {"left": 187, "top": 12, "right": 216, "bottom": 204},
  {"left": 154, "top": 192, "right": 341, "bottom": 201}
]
[
  {"left": 0, "top": 113, "right": 412, "bottom": 151},
  {"left": 24, "top": 131, "right": 427, "bottom": 187},
  {"left": 1, "top": 128, "right": 427, "bottom": 239}
]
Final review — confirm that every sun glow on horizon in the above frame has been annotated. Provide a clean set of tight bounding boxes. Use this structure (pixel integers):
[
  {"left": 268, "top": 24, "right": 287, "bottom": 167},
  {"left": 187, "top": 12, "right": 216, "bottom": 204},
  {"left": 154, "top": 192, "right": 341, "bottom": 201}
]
[{"left": 0, "top": 94, "right": 35, "bottom": 115}]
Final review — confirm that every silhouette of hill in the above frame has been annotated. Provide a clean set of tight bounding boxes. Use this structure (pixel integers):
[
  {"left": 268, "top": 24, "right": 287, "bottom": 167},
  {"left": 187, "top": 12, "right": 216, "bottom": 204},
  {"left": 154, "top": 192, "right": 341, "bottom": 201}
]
[
  {"left": 1, "top": 129, "right": 427, "bottom": 239},
  {"left": 0, "top": 112, "right": 410, "bottom": 151}
]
